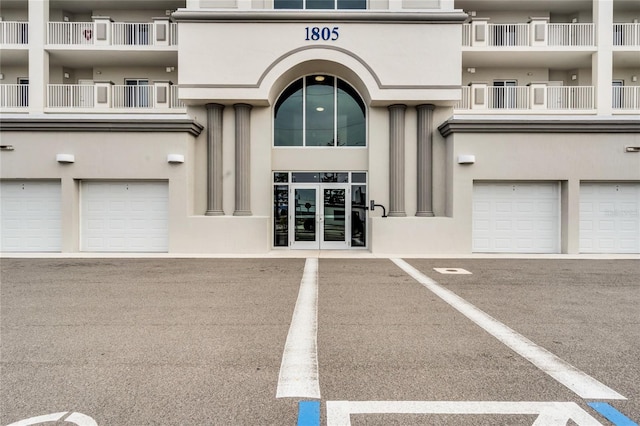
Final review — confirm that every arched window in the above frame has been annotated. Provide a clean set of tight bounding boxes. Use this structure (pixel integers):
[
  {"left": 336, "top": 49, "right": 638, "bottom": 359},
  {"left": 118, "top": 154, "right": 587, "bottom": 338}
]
[
  {"left": 275, "top": 0, "right": 367, "bottom": 10},
  {"left": 274, "top": 75, "right": 366, "bottom": 147}
]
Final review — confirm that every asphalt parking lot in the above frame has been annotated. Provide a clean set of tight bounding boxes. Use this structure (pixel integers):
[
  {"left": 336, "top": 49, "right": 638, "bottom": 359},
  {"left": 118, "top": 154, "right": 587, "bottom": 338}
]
[{"left": 1, "top": 257, "right": 638, "bottom": 425}]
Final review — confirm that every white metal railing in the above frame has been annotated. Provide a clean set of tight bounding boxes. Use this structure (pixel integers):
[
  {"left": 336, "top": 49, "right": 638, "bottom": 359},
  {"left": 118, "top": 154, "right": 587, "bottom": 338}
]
[
  {"left": 547, "top": 86, "right": 594, "bottom": 110},
  {"left": 488, "top": 24, "right": 529, "bottom": 46},
  {"left": 487, "top": 86, "right": 529, "bottom": 109},
  {"left": 461, "top": 23, "right": 471, "bottom": 46},
  {"left": 455, "top": 85, "right": 595, "bottom": 112},
  {"left": 0, "top": 84, "right": 29, "bottom": 108},
  {"left": 48, "top": 21, "right": 177, "bottom": 46},
  {"left": 45, "top": 84, "right": 185, "bottom": 111},
  {"left": 171, "top": 23, "right": 178, "bottom": 45},
  {"left": 613, "top": 23, "right": 640, "bottom": 46},
  {"left": 613, "top": 86, "right": 640, "bottom": 110},
  {"left": 456, "top": 86, "right": 471, "bottom": 109},
  {"left": 48, "top": 84, "right": 95, "bottom": 108},
  {"left": 112, "top": 23, "right": 153, "bottom": 46},
  {"left": 548, "top": 23, "right": 595, "bottom": 46},
  {"left": 112, "top": 85, "right": 154, "bottom": 108},
  {"left": 0, "top": 21, "right": 28, "bottom": 44},
  {"left": 170, "top": 85, "right": 184, "bottom": 109},
  {"left": 48, "top": 22, "right": 95, "bottom": 45}
]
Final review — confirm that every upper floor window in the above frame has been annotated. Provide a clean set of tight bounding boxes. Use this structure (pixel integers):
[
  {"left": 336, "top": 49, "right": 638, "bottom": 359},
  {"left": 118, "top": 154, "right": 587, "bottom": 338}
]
[
  {"left": 275, "top": 75, "right": 366, "bottom": 147},
  {"left": 275, "top": 0, "right": 366, "bottom": 10}
]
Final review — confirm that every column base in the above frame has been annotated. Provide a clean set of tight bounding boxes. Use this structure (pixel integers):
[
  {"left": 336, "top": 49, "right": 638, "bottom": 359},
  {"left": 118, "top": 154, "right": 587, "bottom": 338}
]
[
  {"left": 416, "top": 211, "right": 435, "bottom": 217},
  {"left": 205, "top": 210, "right": 224, "bottom": 216},
  {"left": 233, "top": 210, "right": 253, "bottom": 216},
  {"left": 388, "top": 211, "right": 407, "bottom": 217}
]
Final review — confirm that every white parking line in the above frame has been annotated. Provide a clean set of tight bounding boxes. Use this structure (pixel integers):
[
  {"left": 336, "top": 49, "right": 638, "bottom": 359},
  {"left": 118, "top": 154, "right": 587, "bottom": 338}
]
[
  {"left": 326, "top": 401, "right": 603, "bottom": 426},
  {"left": 392, "top": 258, "right": 625, "bottom": 401},
  {"left": 276, "top": 257, "right": 321, "bottom": 399}
]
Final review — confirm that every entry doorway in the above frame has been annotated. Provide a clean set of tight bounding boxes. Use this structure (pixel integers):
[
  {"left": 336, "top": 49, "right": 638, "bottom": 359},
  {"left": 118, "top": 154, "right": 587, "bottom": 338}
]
[
  {"left": 273, "top": 172, "right": 367, "bottom": 249},
  {"left": 291, "top": 184, "right": 349, "bottom": 249}
]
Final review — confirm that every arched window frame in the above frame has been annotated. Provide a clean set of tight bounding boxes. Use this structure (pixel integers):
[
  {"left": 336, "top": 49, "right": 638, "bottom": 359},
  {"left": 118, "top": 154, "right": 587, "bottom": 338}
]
[{"left": 274, "top": 75, "right": 367, "bottom": 148}]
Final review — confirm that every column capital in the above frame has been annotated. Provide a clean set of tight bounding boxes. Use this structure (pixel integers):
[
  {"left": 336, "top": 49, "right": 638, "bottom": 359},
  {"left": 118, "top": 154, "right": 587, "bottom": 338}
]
[{"left": 417, "top": 103, "right": 436, "bottom": 111}]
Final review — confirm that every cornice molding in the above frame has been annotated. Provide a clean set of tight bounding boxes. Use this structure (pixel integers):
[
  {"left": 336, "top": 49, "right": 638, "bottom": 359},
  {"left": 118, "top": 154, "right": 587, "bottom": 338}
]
[
  {"left": 0, "top": 117, "right": 204, "bottom": 136},
  {"left": 172, "top": 10, "right": 468, "bottom": 24},
  {"left": 438, "top": 117, "right": 640, "bottom": 137}
]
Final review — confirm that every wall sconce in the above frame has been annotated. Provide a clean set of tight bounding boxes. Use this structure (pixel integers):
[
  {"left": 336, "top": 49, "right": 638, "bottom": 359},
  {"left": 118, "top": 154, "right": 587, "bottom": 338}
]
[
  {"left": 167, "top": 154, "right": 184, "bottom": 164},
  {"left": 64, "top": 72, "right": 70, "bottom": 79},
  {"left": 457, "top": 155, "right": 476, "bottom": 164},
  {"left": 0, "top": 73, "right": 4, "bottom": 80},
  {"left": 632, "top": 76, "right": 638, "bottom": 82},
  {"left": 165, "top": 66, "right": 175, "bottom": 73},
  {"left": 466, "top": 68, "right": 476, "bottom": 74},
  {"left": 56, "top": 154, "right": 75, "bottom": 163},
  {"left": 571, "top": 74, "right": 577, "bottom": 81}
]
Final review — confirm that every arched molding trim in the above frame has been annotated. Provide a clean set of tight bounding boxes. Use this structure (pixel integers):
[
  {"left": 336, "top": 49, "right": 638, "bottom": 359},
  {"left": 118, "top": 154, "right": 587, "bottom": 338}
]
[{"left": 259, "top": 46, "right": 379, "bottom": 106}]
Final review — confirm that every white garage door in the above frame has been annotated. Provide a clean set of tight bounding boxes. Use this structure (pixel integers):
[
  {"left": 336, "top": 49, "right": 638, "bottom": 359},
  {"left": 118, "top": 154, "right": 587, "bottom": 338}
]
[
  {"left": 580, "top": 183, "right": 640, "bottom": 253},
  {"left": 0, "top": 180, "right": 62, "bottom": 252},
  {"left": 81, "top": 181, "right": 168, "bottom": 252},
  {"left": 473, "top": 182, "right": 560, "bottom": 253}
]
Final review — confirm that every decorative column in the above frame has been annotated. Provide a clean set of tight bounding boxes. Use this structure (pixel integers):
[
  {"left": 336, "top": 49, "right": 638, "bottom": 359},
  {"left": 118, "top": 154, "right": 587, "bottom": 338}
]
[
  {"left": 234, "top": 103, "right": 253, "bottom": 216},
  {"left": 388, "top": 104, "right": 407, "bottom": 217},
  {"left": 205, "top": 103, "right": 224, "bottom": 216},
  {"left": 416, "top": 104, "right": 435, "bottom": 217}
]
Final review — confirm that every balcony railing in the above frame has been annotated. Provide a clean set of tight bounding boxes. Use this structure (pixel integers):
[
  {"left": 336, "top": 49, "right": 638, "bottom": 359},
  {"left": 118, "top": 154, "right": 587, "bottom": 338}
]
[
  {"left": 0, "top": 84, "right": 29, "bottom": 108},
  {"left": 613, "top": 23, "right": 640, "bottom": 46},
  {"left": 547, "top": 24, "right": 595, "bottom": 47},
  {"left": 455, "top": 85, "right": 594, "bottom": 112},
  {"left": 463, "top": 22, "right": 595, "bottom": 47},
  {"left": 47, "top": 21, "right": 177, "bottom": 46},
  {"left": 46, "top": 83, "right": 185, "bottom": 111},
  {"left": 613, "top": 86, "right": 640, "bottom": 110},
  {"left": 0, "top": 21, "right": 28, "bottom": 45}
]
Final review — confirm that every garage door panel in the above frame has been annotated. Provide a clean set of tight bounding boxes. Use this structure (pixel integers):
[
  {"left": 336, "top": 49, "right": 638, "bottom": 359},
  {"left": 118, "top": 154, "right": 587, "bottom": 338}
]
[
  {"left": 473, "top": 182, "right": 560, "bottom": 253},
  {"left": 1, "top": 181, "right": 62, "bottom": 252},
  {"left": 580, "top": 183, "right": 639, "bottom": 253},
  {"left": 81, "top": 181, "right": 168, "bottom": 252}
]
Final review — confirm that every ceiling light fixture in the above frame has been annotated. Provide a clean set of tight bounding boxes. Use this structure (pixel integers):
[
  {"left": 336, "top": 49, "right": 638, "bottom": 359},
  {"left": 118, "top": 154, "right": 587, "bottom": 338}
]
[
  {"left": 315, "top": 75, "right": 325, "bottom": 82},
  {"left": 316, "top": 107, "right": 325, "bottom": 112}
]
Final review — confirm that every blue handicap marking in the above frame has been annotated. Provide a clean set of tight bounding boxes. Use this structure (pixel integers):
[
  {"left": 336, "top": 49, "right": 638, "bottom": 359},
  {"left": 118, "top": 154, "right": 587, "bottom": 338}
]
[
  {"left": 588, "top": 402, "right": 638, "bottom": 426},
  {"left": 297, "top": 401, "right": 320, "bottom": 426}
]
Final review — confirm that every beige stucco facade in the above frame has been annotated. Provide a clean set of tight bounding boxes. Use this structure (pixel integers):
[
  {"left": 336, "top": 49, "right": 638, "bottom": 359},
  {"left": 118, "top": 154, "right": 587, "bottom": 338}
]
[{"left": 1, "top": 0, "right": 639, "bottom": 255}]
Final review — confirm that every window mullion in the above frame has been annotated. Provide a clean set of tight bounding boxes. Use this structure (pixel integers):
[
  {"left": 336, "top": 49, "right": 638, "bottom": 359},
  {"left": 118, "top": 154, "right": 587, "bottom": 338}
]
[
  {"left": 302, "top": 77, "right": 307, "bottom": 147},
  {"left": 333, "top": 79, "right": 338, "bottom": 147}
]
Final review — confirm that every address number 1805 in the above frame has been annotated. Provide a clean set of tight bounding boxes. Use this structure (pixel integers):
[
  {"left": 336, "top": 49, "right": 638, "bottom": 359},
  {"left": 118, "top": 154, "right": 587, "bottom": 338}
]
[{"left": 305, "top": 26, "right": 339, "bottom": 41}]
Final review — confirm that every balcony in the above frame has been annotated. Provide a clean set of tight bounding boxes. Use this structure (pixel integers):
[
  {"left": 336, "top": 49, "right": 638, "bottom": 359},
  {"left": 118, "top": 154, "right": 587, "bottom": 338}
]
[
  {"left": 47, "top": 20, "right": 178, "bottom": 47},
  {"left": 46, "top": 83, "right": 185, "bottom": 112},
  {"left": 0, "top": 84, "right": 29, "bottom": 110},
  {"left": 613, "top": 86, "right": 640, "bottom": 111},
  {"left": 462, "top": 21, "right": 595, "bottom": 48},
  {"left": 455, "top": 84, "right": 595, "bottom": 113},
  {"left": 614, "top": 23, "right": 640, "bottom": 46},
  {"left": 0, "top": 21, "right": 28, "bottom": 45}
]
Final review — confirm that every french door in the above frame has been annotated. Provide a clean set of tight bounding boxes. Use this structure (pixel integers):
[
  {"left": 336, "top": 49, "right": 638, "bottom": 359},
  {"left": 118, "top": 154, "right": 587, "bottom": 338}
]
[{"left": 290, "top": 184, "right": 349, "bottom": 249}]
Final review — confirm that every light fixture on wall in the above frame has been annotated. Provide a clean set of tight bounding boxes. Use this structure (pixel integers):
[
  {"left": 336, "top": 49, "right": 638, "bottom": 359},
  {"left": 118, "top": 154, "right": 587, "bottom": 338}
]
[
  {"left": 0, "top": 73, "right": 4, "bottom": 80},
  {"left": 165, "top": 66, "right": 175, "bottom": 73},
  {"left": 56, "top": 154, "right": 75, "bottom": 163},
  {"left": 457, "top": 155, "right": 476, "bottom": 164},
  {"left": 571, "top": 74, "right": 578, "bottom": 81},
  {"left": 466, "top": 68, "right": 476, "bottom": 74},
  {"left": 633, "top": 76, "right": 638, "bottom": 82},
  {"left": 64, "top": 72, "right": 70, "bottom": 79},
  {"left": 167, "top": 154, "right": 184, "bottom": 164}
]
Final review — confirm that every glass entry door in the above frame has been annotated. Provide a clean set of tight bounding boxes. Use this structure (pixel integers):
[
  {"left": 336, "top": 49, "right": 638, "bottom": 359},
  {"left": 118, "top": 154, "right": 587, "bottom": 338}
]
[{"left": 290, "top": 184, "right": 349, "bottom": 249}]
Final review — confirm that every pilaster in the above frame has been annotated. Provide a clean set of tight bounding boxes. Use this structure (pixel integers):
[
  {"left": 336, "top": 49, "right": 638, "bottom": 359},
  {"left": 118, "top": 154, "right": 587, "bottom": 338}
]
[
  {"left": 593, "top": 0, "right": 613, "bottom": 115},
  {"left": 388, "top": 104, "right": 407, "bottom": 217},
  {"left": 416, "top": 104, "right": 435, "bottom": 217},
  {"left": 234, "top": 103, "right": 253, "bottom": 216},
  {"left": 28, "top": 0, "right": 49, "bottom": 114},
  {"left": 206, "top": 103, "right": 225, "bottom": 216}
]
